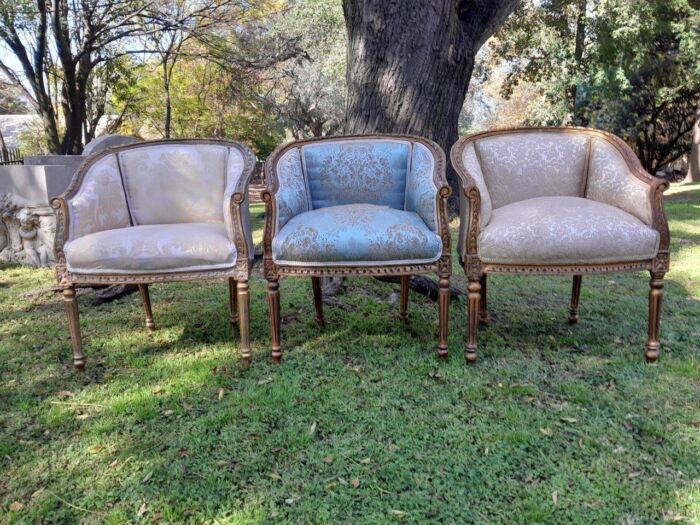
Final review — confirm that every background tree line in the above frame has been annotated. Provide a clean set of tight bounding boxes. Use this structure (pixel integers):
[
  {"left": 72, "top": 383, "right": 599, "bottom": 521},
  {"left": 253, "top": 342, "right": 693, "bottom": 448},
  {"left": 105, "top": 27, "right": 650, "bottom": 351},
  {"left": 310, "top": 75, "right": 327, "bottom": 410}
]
[{"left": 1, "top": 0, "right": 698, "bottom": 180}]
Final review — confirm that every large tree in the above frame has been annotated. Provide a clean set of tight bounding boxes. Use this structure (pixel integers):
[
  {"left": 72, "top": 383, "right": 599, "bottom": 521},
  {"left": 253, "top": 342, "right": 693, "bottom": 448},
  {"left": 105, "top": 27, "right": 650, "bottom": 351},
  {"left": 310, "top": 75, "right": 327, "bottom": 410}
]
[{"left": 342, "top": 0, "right": 519, "bottom": 196}]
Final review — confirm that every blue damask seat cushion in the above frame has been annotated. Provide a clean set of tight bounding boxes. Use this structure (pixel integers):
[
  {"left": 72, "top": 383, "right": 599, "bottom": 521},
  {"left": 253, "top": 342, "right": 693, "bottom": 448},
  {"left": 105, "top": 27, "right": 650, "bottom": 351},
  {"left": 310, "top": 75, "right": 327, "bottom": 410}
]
[{"left": 272, "top": 204, "right": 442, "bottom": 265}]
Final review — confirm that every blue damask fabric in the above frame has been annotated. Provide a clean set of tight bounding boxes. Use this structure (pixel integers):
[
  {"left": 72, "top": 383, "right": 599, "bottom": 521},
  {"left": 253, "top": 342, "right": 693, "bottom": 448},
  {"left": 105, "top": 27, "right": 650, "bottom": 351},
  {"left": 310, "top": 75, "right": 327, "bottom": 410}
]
[
  {"left": 272, "top": 204, "right": 442, "bottom": 264},
  {"left": 301, "top": 140, "right": 410, "bottom": 210},
  {"left": 405, "top": 142, "right": 439, "bottom": 232}
]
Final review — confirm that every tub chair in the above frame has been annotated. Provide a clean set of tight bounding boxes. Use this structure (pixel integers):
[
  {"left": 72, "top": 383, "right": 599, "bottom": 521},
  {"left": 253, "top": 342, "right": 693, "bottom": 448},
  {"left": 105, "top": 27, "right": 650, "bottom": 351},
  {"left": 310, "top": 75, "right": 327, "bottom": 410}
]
[
  {"left": 51, "top": 139, "right": 256, "bottom": 368},
  {"left": 451, "top": 127, "right": 670, "bottom": 363},
  {"left": 262, "top": 134, "right": 452, "bottom": 362}
]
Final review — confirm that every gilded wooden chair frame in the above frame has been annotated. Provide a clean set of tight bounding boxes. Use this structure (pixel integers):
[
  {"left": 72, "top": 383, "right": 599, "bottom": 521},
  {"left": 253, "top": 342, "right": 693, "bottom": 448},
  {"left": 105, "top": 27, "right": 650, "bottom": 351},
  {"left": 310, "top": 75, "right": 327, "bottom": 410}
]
[
  {"left": 51, "top": 138, "right": 257, "bottom": 368},
  {"left": 451, "top": 127, "right": 670, "bottom": 363},
  {"left": 262, "top": 133, "right": 452, "bottom": 363}
]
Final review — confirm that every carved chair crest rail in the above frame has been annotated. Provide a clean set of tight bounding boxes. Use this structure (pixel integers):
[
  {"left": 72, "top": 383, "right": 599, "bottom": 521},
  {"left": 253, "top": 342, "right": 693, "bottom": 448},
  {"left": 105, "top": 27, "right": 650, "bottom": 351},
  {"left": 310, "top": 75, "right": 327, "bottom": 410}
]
[
  {"left": 451, "top": 126, "right": 670, "bottom": 363},
  {"left": 262, "top": 133, "right": 452, "bottom": 362},
  {"left": 51, "top": 138, "right": 256, "bottom": 368}
]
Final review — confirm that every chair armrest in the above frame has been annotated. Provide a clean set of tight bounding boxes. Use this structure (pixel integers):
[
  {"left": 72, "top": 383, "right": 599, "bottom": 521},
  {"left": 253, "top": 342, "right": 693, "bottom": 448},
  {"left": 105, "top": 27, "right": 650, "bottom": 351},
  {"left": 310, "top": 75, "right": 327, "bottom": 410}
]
[
  {"left": 224, "top": 144, "right": 257, "bottom": 264},
  {"left": 587, "top": 134, "right": 670, "bottom": 252},
  {"left": 50, "top": 152, "right": 131, "bottom": 265},
  {"left": 450, "top": 138, "right": 493, "bottom": 260},
  {"left": 261, "top": 145, "right": 311, "bottom": 267}
]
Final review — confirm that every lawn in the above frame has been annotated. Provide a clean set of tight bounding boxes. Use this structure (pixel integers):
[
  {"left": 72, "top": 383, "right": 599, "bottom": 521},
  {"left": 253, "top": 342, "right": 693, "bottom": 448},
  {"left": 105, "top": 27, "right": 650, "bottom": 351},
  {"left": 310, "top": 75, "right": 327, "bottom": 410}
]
[{"left": 1, "top": 184, "right": 699, "bottom": 524}]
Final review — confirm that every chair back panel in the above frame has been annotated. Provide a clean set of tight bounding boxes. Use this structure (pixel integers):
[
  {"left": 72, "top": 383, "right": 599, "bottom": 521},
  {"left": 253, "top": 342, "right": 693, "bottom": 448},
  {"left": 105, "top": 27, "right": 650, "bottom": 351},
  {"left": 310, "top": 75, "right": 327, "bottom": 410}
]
[
  {"left": 475, "top": 131, "right": 590, "bottom": 209},
  {"left": 120, "top": 144, "right": 228, "bottom": 225},
  {"left": 301, "top": 139, "right": 410, "bottom": 210}
]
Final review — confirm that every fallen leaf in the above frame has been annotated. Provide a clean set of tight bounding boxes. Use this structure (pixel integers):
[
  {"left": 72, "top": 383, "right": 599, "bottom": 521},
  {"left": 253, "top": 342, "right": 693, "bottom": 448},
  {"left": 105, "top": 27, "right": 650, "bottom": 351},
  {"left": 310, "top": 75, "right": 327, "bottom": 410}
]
[
  {"left": 88, "top": 446, "right": 103, "bottom": 453},
  {"left": 359, "top": 457, "right": 371, "bottom": 464},
  {"left": 350, "top": 478, "right": 360, "bottom": 488},
  {"left": 284, "top": 498, "right": 295, "bottom": 505},
  {"left": 540, "top": 427, "right": 554, "bottom": 437},
  {"left": 268, "top": 472, "right": 282, "bottom": 481},
  {"left": 309, "top": 422, "right": 317, "bottom": 437},
  {"left": 163, "top": 409, "right": 174, "bottom": 417},
  {"left": 141, "top": 471, "right": 153, "bottom": 484},
  {"left": 178, "top": 448, "right": 189, "bottom": 457},
  {"left": 389, "top": 509, "right": 406, "bottom": 517},
  {"left": 9, "top": 501, "right": 24, "bottom": 511},
  {"left": 560, "top": 417, "right": 578, "bottom": 424},
  {"left": 552, "top": 491, "right": 558, "bottom": 505},
  {"left": 257, "top": 377, "right": 273, "bottom": 385},
  {"left": 137, "top": 502, "right": 147, "bottom": 517},
  {"left": 31, "top": 488, "right": 44, "bottom": 499},
  {"left": 56, "top": 390, "right": 74, "bottom": 398},
  {"left": 109, "top": 459, "right": 119, "bottom": 468},
  {"left": 323, "top": 456, "right": 334, "bottom": 464},
  {"left": 218, "top": 388, "right": 225, "bottom": 400}
]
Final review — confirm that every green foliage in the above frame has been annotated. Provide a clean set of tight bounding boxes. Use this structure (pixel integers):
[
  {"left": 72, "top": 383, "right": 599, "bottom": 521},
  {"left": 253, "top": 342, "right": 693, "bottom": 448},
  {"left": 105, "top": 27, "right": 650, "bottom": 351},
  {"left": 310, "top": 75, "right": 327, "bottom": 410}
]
[
  {"left": 2, "top": 189, "right": 700, "bottom": 523},
  {"left": 493, "top": 0, "right": 700, "bottom": 172}
]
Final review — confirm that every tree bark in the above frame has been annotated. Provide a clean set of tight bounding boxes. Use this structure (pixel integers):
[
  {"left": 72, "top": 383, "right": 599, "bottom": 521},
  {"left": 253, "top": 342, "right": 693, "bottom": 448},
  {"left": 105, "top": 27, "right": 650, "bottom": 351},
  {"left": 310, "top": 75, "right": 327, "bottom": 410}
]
[
  {"left": 343, "top": 0, "right": 518, "bottom": 202},
  {"left": 685, "top": 105, "right": 700, "bottom": 183}
]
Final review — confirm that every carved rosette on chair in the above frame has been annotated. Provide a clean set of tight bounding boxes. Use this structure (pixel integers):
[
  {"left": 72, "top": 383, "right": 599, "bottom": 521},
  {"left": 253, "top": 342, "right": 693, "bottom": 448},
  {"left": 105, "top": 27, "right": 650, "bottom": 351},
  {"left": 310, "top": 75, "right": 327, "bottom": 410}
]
[
  {"left": 51, "top": 139, "right": 256, "bottom": 368},
  {"left": 262, "top": 134, "right": 452, "bottom": 362},
  {"left": 451, "top": 127, "right": 670, "bottom": 363}
]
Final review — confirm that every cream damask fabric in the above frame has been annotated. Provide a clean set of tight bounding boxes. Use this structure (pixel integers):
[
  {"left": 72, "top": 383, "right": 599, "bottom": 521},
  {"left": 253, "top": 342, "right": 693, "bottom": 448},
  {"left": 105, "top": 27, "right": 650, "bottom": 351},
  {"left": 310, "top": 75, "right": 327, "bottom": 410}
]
[
  {"left": 404, "top": 143, "right": 438, "bottom": 232},
  {"left": 275, "top": 147, "right": 310, "bottom": 232},
  {"left": 457, "top": 143, "right": 493, "bottom": 261},
  {"left": 477, "top": 196, "right": 659, "bottom": 264},
  {"left": 476, "top": 132, "right": 590, "bottom": 209},
  {"left": 223, "top": 147, "right": 254, "bottom": 259},
  {"left": 272, "top": 204, "right": 442, "bottom": 265},
  {"left": 65, "top": 223, "right": 236, "bottom": 274},
  {"left": 120, "top": 144, "right": 227, "bottom": 225},
  {"left": 68, "top": 154, "right": 130, "bottom": 240},
  {"left": 586, "top": 138, "right": 653, "bottom": 225},
  {"left": 301, "top": 140, "right": 410, "bottom": 210}
]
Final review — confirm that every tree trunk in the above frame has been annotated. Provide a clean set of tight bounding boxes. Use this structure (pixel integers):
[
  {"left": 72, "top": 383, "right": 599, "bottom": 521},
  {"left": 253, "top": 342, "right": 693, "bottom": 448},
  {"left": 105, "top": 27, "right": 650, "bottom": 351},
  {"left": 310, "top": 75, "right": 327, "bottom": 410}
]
[
  {"left": 685, "top": 106, "right": 700, "bottom": 183},
  {"left": 343, "top": 0, "right": 518, "bottom": 203}
]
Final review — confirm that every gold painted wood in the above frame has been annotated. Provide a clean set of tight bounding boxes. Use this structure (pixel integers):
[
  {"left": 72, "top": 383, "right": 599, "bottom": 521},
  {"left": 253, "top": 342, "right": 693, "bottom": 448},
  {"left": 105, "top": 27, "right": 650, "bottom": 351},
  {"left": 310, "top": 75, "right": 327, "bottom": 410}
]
[
  {"left": 138, "top": 284, "right": 156, "bottom": 333},
  {"left": 568, "top": 275, "right": 582, "bottom": 325},
  {"left": 451, "top": 127, "right": 671, "bottom": 363},
  {"left": 237, "top": 280, "right": 251, "bottom": 364},
  {"left": 311, "top": 277, "right": 325, "bottom": 326},
  {"left": 263, "top": 134, "right": 452, "bottom": 361},
  {"left": 479, "top": 274, "right": 489, "bottom": 324},
  {"left": 646, "top": 271, "right": 665, "bottom": 363},
  {"left": 229, "top": 278, "right": 239, "bottom": 326},
  {"left": 62, "top": 287, "right": 85, "bottom": 369},
  {"left": 399, "top": 275, "right": 409, "bottom": 323}
]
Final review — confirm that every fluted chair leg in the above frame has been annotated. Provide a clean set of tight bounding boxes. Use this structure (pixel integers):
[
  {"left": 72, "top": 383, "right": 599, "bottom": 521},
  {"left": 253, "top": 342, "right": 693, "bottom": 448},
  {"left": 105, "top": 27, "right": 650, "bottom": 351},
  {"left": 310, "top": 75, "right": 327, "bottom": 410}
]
[
  {"left": 479, "top": 274, "right": 489, "bottom": 324},
  {"left": 62, "top": 286, "right": 85, "bottom": 369},
  {"left": 138, "top": 284, "right": 156, "bottom": 333},
  {"left": 228, "top": 278, "right": 239, "bottom": 327},
  {"left": 646, "top": 271, "right": 664, "bottom": 363},
  {"left": 568, "top": 275, "right": 582, "bottom": 325},
  {"left": 438, "top": 275, "right": 449, "bottom": 359},
  {"left": 466, "top": 278, "right": 481, "bottom": 364},
  {"left": 237, "top": 280, "right": 251, "bottom": 364},
  {"left": 311, "top": 277, "right": 325, "bottom": 326},
  {"left": 268, "top": 279, "right": 282, "bottom": 363},
  {"left": 400, "top": 275, "right": 410, "bottom": 323}
]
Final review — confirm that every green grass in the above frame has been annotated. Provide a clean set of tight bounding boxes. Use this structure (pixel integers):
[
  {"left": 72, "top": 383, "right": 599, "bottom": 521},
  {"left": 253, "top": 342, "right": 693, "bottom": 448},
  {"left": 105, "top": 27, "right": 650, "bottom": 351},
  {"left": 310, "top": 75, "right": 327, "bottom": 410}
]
[{"left": 1, "top": 187, "right": 700, "bottom": 524}]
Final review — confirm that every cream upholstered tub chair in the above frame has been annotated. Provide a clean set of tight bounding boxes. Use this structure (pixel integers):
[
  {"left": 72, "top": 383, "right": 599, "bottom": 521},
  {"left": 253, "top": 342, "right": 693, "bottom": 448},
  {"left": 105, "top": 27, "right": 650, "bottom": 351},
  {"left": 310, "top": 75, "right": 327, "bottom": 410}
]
[
  {"left": 262, "top": 134, "right": 452, "bottom": 362},
  {"left": 451, "top": 127, "right": 670, "bottom": 363},
  {"left": 51, "top": 139, "right": 256, "bottom": 368}
]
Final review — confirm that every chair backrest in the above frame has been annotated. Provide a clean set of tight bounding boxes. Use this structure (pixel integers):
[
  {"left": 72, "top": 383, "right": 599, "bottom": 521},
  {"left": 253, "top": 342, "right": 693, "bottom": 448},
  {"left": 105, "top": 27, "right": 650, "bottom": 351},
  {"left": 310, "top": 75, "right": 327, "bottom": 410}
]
[
  {"left": 69, "top": 140, "right": 251, "bottom": 233},
  {"left": 300, "top": 137, "right": 412, "bottom": 210},
  {"left": 466, "top": 129, "right": 592, "bottom": 209}
]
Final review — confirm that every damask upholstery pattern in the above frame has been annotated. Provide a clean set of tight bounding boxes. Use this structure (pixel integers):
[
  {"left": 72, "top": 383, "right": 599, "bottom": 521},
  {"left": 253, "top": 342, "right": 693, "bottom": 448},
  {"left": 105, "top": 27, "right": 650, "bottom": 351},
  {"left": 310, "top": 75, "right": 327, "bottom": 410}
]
[
  {"left": 457, "top": 143, "right": 493, "bottom": 261},
  {"left": 223, "top": 146, "right": 254, "bottom": 259},
  {"left": 476, "top": 132, "right": 590, "bottom": 209},
  {"left": 302, "top": 140, "right": 410, "bottom": 210},
  {"left": 64, "top": 223, "right": 236, "bottom": 274},
  {"left": 586, "top": 138, "right": 653, "bottom": 225},
  {"left": 405, "top": 142, "right": 438, "bottom": 232},
  {"left": 68, "top": 154, "right": 130, "bottom": 240},
  {"left": 120, "top": 144, "right": 228, "bottom": 225},
  {"left": 478, "top": 196, "right": 659, "bottom": 264},
  {"left": 272, "top": 204, "right": 442, "bottom": 265},
  {"left": 274, "top": 147, "right": 310, "bottom": 232}
]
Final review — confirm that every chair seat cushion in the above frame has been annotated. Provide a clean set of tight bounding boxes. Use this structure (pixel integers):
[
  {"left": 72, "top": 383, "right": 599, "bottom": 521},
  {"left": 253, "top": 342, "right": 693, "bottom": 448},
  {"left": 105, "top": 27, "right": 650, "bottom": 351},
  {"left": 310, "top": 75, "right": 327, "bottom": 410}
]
[
  {"left": 272, "top": 204, "right": 442, "bottom": 265},
  {"left": 65, "top": 223, "right": 236, "bottom": 274},
  {"left": 478, "top": 196, "right": 660, "bottom": 265}
]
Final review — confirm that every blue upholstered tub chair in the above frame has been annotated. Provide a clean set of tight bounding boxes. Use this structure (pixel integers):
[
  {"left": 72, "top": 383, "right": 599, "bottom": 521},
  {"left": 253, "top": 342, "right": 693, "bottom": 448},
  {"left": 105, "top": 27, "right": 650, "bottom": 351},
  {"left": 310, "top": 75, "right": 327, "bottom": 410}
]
[
  {"left": 262, "top": 134, "right": 452, "bottom": 362},
  {"left": 51, "top": 139, "right": 256, "bottom": 368},
  {"left": 451, "top": 127, "right": 670, "bottom": 363}
]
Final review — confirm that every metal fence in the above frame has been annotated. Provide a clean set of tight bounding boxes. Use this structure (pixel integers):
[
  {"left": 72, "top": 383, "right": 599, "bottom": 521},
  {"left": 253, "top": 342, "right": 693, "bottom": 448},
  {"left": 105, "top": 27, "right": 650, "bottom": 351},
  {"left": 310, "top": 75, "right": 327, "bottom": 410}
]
[{"left": 0, "top": 147, "right": 23, "bottom": 165}]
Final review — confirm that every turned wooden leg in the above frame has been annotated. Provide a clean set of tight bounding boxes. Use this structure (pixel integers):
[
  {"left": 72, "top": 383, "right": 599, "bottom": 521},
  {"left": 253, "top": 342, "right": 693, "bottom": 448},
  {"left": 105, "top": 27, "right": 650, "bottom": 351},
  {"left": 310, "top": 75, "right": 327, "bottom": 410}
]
[
  {"left": 62, "top": 287, "right": 85, "bottom": 369},
  {"left": 228, "top": 278, "right": 239, "bottom": 327},
  {"left": 568, "top": 275, "right": 582, "bottom": 325},
  {"left": 311, "top": 277, "right": 325, "bottom": 326},
  {"left": 465, "top": 278, "right": 481, "bottom": 364},
  {"left": 646, "top": 271, "right": 664, "bottom": 363},
  {"left": 267, "top": 279, "right": 282, "bottom": 363},
  {"left": 438, "top": 275, "right": 449, "bottom": 359},
  {"left": 237, "top": 280, "right": 251, "bottom": 364},
  {"left": 479, "top": 274, "right": 489, "bottom": 324},
  {"left": 400, "top": 275, "right": 410, "bottom": 323},
  {"left": 138, "top": 284, "right": 156, "bottom": 333}
]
